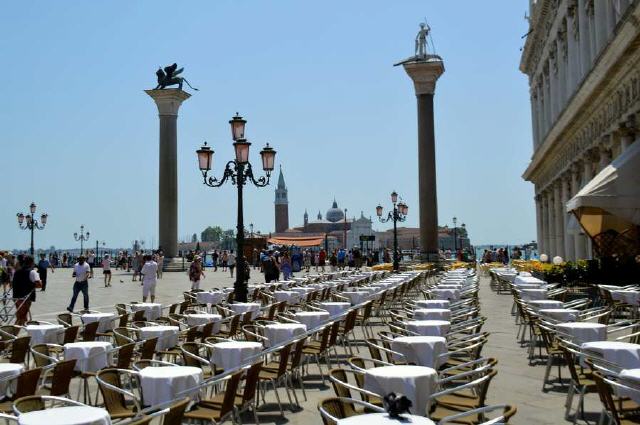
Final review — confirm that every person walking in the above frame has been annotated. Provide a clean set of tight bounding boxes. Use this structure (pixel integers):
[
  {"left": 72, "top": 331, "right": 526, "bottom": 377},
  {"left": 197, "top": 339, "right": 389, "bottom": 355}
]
[
  {"left": 141, "top": 255, "right": 158, "bottom": 302},
  {"left": 156, "top": 251, "right": 164, "bottom": 279},
  {"left": 12, "top": 255, "right": 40, "bottom": 326},
  {"left": 228, "top": 250, "right": 236, "bottom": 278},
  {"left": 67, "top": 255, "right": 92, "bottom": 313},
  {"left": 102, "top": 254, "right": 112, "bottom": 287},
  {"left": 189, "top": 256, "right": 205, "bottom": 290},
  {"left": 37, "top": 253, "right": 54, "bottom": 292},
  {"left": 281, "top": 252, "right": 292, "bottom": 281},
  {"left": 221, "top": 251, "right": 228, "bottom": 272},
  {"left": 318, "top": 249, "right": 327, "bottom": 272},
  {"left": 212, "top": 250, "right": 219, "bottom": 272}
]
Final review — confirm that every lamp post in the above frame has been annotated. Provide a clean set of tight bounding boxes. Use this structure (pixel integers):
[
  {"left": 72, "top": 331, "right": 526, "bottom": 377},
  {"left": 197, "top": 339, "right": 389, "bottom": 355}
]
[
  {"left": 96, "top": 240, "right": 106, "bottom": 260},
  {"left": 74, "top": 225, "right": 90, "bottom": 255},
  {"left": 343, "top": 208, "right": 348, "bottom": 249},
  {"left": 376, "top": 191, "right": 408, "bottom": 272},
  {"left": 453, "top": 216, "right": 458, "bottom": 253},
  {"left": 196, "top": 113, "right": 277, "bottom": 302},
  {"left": 16, "top": 202, "right": 48, "bottom": 256}
]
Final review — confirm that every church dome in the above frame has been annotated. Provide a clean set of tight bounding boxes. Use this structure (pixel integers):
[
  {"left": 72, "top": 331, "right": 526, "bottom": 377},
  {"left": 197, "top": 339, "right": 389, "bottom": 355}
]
[{"left": 326, "top": 199, "right": 344, "bottom": 223}]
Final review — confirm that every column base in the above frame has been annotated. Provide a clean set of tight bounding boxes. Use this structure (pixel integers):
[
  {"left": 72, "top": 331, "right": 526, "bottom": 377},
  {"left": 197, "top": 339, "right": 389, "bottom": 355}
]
[
  {"left": 162, "top": 257, "right": 189, "bottom": 272},
  {"left": 420, "top": 252, "right": 441, "bottom": 262}
]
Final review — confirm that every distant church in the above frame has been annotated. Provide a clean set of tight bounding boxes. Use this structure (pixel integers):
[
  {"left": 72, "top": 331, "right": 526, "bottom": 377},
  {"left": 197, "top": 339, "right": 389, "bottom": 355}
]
[{"left": 271, "top": 168, "right": 374, "bottom": 249}]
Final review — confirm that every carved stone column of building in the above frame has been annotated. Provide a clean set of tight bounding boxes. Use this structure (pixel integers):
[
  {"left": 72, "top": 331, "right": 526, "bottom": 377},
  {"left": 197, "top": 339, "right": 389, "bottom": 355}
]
[
  {"left": 561, "top": 173, "right": 575, "bottom": 261},
  {"left": 571, "top": 162, "right": 587, "bottom": 259},
  {"left": 566, "top": 0, "right": 580, "bottom": 93},
  {"left": 541, "top": 191, "right": 550, "bottom": 256},
  {"left": 554, "top": 181, "right": 565, "bottom": 258},
  {"left": 543, "top": 65, "right": 552, "bottom": 131},
  {"left": 578, "top": 0, "right": 592, "bottom": 76},
  {"left": 535, "top": 193, "right": 544, "bottom": 255},
  {"left": 547, "top": 189, "right": 556, "bottom": 257},
  {"left": 549, "top": 49, "right": 559, "bottom": 121},
  {"left": 556, "top": 33, "right": 567, "bottom": 107},
  {"left": 145, "top": 89, "right": 191, "bottom": 259},
  {"left": 537, "top": 79, "right": 546, "bottom": 136},
  {"left": 530, "top": 90, "right": 540, "bottom": 147},
  {"left": 620, "top": 116, "right": 637, "bottom": 151},
  {"left": 598, "top": 136, "right": 613, "bottom": 172},
  {"left": 594, "top": 0, "right": 609, "bottom": 53},
  {"left": 587, "top": 0, "right": 597, "bottom": 64},
  {"left": 582, "top": 148, "right": 599, "bottom": 259}
]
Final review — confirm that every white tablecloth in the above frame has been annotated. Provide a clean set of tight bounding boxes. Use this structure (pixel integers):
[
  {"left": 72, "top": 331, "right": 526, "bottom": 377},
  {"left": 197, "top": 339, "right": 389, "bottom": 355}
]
[
  {"left": 131, "top": 303, "right": 163, "bottom": 320},
  {"left": 538, "top": 309, "right": 579, "bottom": 322},
  {"left": 519, "top": 289, "right": 548, "bottom": 301},
  {"left": 228, "top": 302, "right": 261, "bottom": 319},
  {"left": 273, "top": 290, "right": 301, "bottom": 303},
  {"left": 337, "top": 413, "right": 435, "bottom": 425},
  {"left": 437, "top": 284, "right": 463, "bottom": 290},
  {"left": 211, "top": 341, "right": 263, "bottom": 370},
  {"left": 582, "top": 341, "right": 640, "bottom": 369},
  {"left": 556, "top": 322, "right": 607, "bottom": 344},
  {"left": 18, "top": 406, "right": 111, "bottom": 425},
  {"left": 618, "top": 369, "right": 640, "bottom": 403},
  {"left": 185, "top": 313, "right": 222, "bottom": 334},
  {"left": 340, "top": 291, "right": 370, "bottom": 306},
  {"left": 139, "top": 326, "right": 179, "bottom": 351},
  {"left": 139, "top": 366, "right": 203, "bottom": 406},
  {"left": 514, "top": 275, "right": 546, "bottom": 286},
  {"left": 81, "top": 313, "right": 116, "bottom": 333},
  {"left": 429, "top": 289, "right": 460, "bottom": 301},
  {"left": 412, "top": 308, "right": 451, "bottom": 321},
  {"left": 526, "top": 300, "right": 564, "bottom": 310},
  {"left": 319, "top": 302, "right": 351, "bottom": 317},
  {"left": 25, "top": 324, "right": 64, "bottom": 346},
  {"left": 294, "top": 311, "right": 330, "bottom": 329},
  {"left": 415, "top": 300, "right": 450, "bottom": 309},
  {"left": 364, "top": 365, "right": 437, "bottom": 416},
  {"left": 64, "top": 341, "right": 113, "bottom": 372},
  {"left": 0, "top": 363, "right": 23, "bottom": 397},
  {"left": 264, "top": 323, "right": 307, "bottom": 347},
  {"left": 610, "top": 290, "right": 640, "bottom": 306},
  {"left": 391, "top": 336, "right": 447, "bottom": 368},
  {"left": 404, "top": 320, "right": 451, "bottom": 337},
  {"left": 196, "top": 291, "right": 225, "bottom": 305}
]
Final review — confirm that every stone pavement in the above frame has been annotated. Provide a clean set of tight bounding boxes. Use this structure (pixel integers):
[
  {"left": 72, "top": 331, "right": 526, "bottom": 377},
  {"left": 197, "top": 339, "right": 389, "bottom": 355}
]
[{"left": 24, "top": 268, "right": 602, "bottom": 424}]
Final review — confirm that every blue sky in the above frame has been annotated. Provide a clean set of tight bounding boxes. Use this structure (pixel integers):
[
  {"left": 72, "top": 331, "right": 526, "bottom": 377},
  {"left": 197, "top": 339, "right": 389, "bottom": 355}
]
[{"left": 1, "top": 1, "right": 535, "bottom": 251}]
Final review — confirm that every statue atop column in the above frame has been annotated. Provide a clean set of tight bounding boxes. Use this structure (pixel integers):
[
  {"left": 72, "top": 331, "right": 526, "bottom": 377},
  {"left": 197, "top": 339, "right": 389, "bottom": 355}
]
[
  {"left": 395, "top": 22, "right": 442, "bottom": 66},
  {"left": 154, "top": 63, "right": 199, "bottom": 91}
]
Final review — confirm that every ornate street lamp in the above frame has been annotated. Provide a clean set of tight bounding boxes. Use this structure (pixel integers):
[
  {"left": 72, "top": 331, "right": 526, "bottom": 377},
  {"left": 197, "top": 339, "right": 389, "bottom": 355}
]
[
  {"left": 376, "top": 192, "right": 408, "bottom": 272},
  {"left": 74, "top": 225, "right": 90, "bottom": 255},
  {"left": 16, "top": 202, "right": 48, "bottom": 256},
  {"left": 196, "top": 113, "right": 277, "bottom": 302}
]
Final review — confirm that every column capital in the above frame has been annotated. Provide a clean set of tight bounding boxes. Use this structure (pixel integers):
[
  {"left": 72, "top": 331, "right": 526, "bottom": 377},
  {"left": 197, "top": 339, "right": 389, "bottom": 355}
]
[
  {"left": 402, "top": 60, "right": 445, "bottom": 96},
  {"left": 584, "top": 147, "right": 600, "bottom": 164},
  {"left": 145, "top": 89, "right": 191, "bottom": 116}
]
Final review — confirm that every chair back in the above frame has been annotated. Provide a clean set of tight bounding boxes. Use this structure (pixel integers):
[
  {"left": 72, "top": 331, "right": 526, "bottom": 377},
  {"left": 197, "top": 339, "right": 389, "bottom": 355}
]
[
  {"left": 81, "top": 321, "right": 99, "bottom": 341},
  {"left": 139, "top": 338, "right": 158, "bottom": 360},
  {"left": 116, "top": 343, "right": 136, "bottom": 369},
  {"left": 9, "top": 336, "right": 31, "bottom": 364},
  {"left": 118, "top": 314, "right": 129, "bottom": 328},
  {"left": 181, "top": 342, "right": 204, "bottom": 368},
  {"left": 13, "top": 396, "right": 45, "bottom": 413},
  {"left": 57, "top": 313, "right": 73, "bottom": 327},
  {"left": 162, "top": 397, "right": 190, "bottom": 425},
  {"left": 290, "top": 338, "right": 306, "bottom": 370},
  {"left": 115, "top": 304, "right": 127, "bottom": 315},
  {"left": 200, "top": 322, "right": 215, "bottom": 341},
  {"left": 63, "top": 326, "right": 79, "bottom": 344},
  {"left": 221, "top": 371, "right": 243, "bottom": 418},
  {"left": 242, "top": 361, "right": 263, "bottom": 403},
  {"left": 50, "top": 359, "right": 77, "bottom": 396},
  {"left": 133, "top": 310, "right": 146, "bottom": 322},
  {"left": 31, "top": 344, "right": 53, "bottom": 368},
  {"left": 97, "top": 369, "right": 130, "bottom": 416},
  {"left": 329, "top": 369, "right": 352, "bottom": 399},
  {"left": 14, "top": 368, "right": 41, "bottom": 399}
]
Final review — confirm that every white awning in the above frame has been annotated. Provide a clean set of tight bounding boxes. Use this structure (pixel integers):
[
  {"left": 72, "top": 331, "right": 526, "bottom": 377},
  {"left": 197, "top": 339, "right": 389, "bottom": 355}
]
[{"left": 566, "top": 140, "right": 640, "bottom": 237}]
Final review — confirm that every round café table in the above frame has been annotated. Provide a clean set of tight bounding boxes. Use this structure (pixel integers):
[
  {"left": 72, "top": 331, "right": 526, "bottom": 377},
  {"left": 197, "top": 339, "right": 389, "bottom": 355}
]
[
  {"left": 340, "top": 291, "right": 371, "bottom": 306},
  {"left": 196, "top": 291, "right": 225, "bottom": 306},
  {"left": 429, "top": 288, "right": 460, "bottom": 301},
  {"left": 139, "top": 365, "right": 203, "bottom": 406},
  {"left": 211, "top": 341, "right": 263, "bottom": 371},
  {"left": 337, "top": 413, "right": 435, "bottom": 424},
  {"left": 131, "top": 303, "right": 163, "bottom": 321},
  {"left": 273, "top": 291, "right": 301, "bottom": 304},
  {"left": 581, "top": 341, "right": 640, "bottom": 369},
  {"left": 0, "top": 363, "right": 23, "bottom": 397},
  {"left": 185, "top": 313, "right": 222, "bottom": 334},
  {"left": 538, "top": 308, "right": 579, "bottom": 322},
  {"left": 555, "top": 322, "right": 606, "bottom": 344},
  {"left": 519, "top": 289, "right": 548, "bottom": 301},
  {"left": 139, "top": 326, "right": 179, "bottom": 351},
  {"left": 412, "top": 308, "right": 451, "bottom": 321},
  {"left": 64, "top": 341, "right": 113, "bottom": 372},
  {"left": 526, "top": 300, "right": 563, "bottom": 310},
  {"left": 81, "top": 313, "right": 116, "bottom": 333},
  {"left": 364, "top": 365, "right": 437, "bottom": 417},
  {"left": 391, "top": 336, "right": 448, "bottom": 368},
  {"left": 18, "top": 406, "right": 111, "bottom": 425},
  {"left": 228, "top": 302, "right": 261, "bottom": 319},
  {"left": 319, "top": 302, "right": 351, "bottom": 317},
  {"left": 25, "top": 324, "right": 64, "bottom": 346},
  {"left": 415, "top": 300, "right": 450, "bottom": 309},
  {"left": 404, "top": 320, "right": 451, "bottom": 337},
  {"left": 619, "top": 369, "right": 640, "bottom": 403},
  {"left": 294, "top": 311, "right": 330, "bottom": 329},
  {"left": 264, "top": 323, "right": 307, "bottom": 347}
]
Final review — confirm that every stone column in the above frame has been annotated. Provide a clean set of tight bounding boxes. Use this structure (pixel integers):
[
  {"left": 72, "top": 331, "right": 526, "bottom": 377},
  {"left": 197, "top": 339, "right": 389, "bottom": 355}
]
[
  {"left": 554, "top": 181, "right": 565, "bottom": 258},
  {"left": 537, "top": 79, "right": 546, "bottom": 138},
  {"left": 620, "top": 117, "right": 637, "bottom": 151},
  {"left": 541, "top": 192, "right": 550, "bottom": 256},
  {"left": 561, "top": 174, "right": 575, "bottom": 261},
  {"left": 402, "top": 60, "right": 445, "bottom": 262},
  {"left": 547, "top": 189, "right": 556, "bottom": 257},
  {"left": 594, "top": 0, "right": 609, "bottom": 52},
  {"left": 543, "top": 65, "right": 552, "bottom": 129},
  {"left": 588, "top": 0, "right": 597, "bottom": 63},
  {"left": 145, "top": 89, "right": 191, "bottom": 259},
  {"left": 530, "top": 90, "right": 540, "bottom": 148},
  {"left": 578, "top": 0, "right": 592, "bottom": 76},
  {"left": 582, "top": 148, "right": 599, "bottom": 259},
  {"left": 571, "top": 162, "right": 588, "bottom": 259},
  {"left": 549, "top": 52, "right": 558, "bottom": 122},
  {"left": 535, "top": 194, "right": 544, "bottom": 255},
  {"left": 567, "top": 0, "right": 580, "bottom": 92},
  {"left": 598, "top": 136, "right": 613, "bottom": 172}
]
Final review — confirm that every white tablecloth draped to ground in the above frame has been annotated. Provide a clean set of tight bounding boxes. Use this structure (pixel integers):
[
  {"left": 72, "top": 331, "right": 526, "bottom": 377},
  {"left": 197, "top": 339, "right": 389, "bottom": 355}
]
[
  {"left": 391, "top": 336, "right": 447, "bottom": 368},
  {"left": 18, "top": 406, "right": 111, "bottom": 425},
  {"left": 139, "top": 366, "right": 202, "bottom": 406}
]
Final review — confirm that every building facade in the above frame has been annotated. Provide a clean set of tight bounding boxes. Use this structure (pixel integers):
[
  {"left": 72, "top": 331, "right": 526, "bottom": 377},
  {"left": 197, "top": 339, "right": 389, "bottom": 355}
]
[{"left": 521, "top": 0, "right": 640, "bottom": 260}]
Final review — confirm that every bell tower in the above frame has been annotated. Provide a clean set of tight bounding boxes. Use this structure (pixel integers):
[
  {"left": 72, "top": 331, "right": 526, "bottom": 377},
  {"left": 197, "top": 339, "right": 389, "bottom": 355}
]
[{"left": 274, "top": 166, "right": 289, "bottom": 233}]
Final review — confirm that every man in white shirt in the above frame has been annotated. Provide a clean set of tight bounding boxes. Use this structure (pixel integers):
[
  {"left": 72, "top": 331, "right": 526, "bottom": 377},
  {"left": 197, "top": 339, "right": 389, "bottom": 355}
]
[
  {"left": 141, "top": 255, "right": 158, "bottom": 302},
  {"left": 67, "top": 255, "right": 92, "bottom": 312}
]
